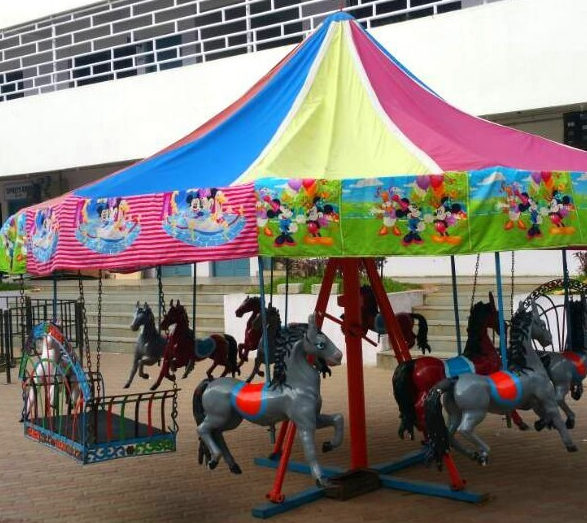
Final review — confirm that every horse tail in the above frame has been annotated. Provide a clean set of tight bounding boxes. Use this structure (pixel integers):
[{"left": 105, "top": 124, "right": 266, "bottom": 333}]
[
  {"left": 392, "top": 360, "right": 417, "bottom": 440},
  {"left": 410, "top": 313, "right": 431, "bottom": 354},
  {"left": 193, "top": 379, "right": 212, "bottom": 466},
  {"left": 424, "top": 378, "right": 455, "bottom": 469},
  {"left": 225, "top": 334, "right": 238, "bottom": 374}
]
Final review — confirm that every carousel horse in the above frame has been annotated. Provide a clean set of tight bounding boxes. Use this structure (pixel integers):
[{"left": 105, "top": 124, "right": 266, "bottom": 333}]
[
  {"left": 124, "top": 302, "right": 166, "bottom": 388},
  {"left": 532, "top": 295, "right": 587, "bottom": 430},
  {"left": 392, "top": 292, "right": 529, "bottom": 438},
  {"left": 193, "top": 314, "right": 344, "bottom": 485},
  {"left": 358, "top": 285, "right": 431, "bottom": 354},
  {"left": 151, "top": 300, "right": 239, "bottom": 390},
  {"left": 425, "top": 302, "right": 577, "bottom": 467}
]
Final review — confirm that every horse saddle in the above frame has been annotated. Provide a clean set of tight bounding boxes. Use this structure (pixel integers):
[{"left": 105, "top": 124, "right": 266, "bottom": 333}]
[{"left": 230, "top": 382, "right": 268, "bottom": 420}]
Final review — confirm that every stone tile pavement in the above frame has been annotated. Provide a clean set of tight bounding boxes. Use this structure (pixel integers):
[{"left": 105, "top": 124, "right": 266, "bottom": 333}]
[{"left": 1, "top": 353, "right": 587, "bottom": 522}]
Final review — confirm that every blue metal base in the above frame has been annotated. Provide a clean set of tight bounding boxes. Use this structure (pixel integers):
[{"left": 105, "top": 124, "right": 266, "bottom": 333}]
[
  {"left": 380, "top": 474, "right": 487, "bottom": 503},
  {"left": 252, "top": 487, "right": 325, "bottom": 519},
  {"left": 253, "top": 450, "right": 486, "bottom": 517}
]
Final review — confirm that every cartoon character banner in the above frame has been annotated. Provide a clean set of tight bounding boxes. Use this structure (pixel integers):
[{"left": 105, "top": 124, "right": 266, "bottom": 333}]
[
  {"left": 341, "top": 173, "right": 469, "bottom": 255},
  {"left": 255, "top": 178, "right": 342, "bottom": 256},
  {"left": 468, "top": 168, "right": 583, "bottom": 252},
  {"left": 162, "top": 187, "right": 246, "bottom": 247},
  {"left": 74, "top": 197, "right": 141, "bottom": 254},
  {"left": 0, "top": 212, "right": 27, "bottom": 273},
  {"left": 29, "top": 207, "right": 59, "bottom": 263}
]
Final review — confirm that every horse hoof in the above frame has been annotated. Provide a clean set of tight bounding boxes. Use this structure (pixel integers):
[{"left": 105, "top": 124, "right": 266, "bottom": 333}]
[
  {"left": 322, "top": 441, "right": 333, "bottom": 453},
  {"left": 518, "top": 422, "right": 530, "bottom": 431},
  {"left": 534, "top": 420, "right": 545, "bottom": 432},
  {"left": 566, "top": 418, "right": 575, "bottom": 430},
  {"left": 207, "top": 459, "right": 218, "bottom": 470},
  {"left": 476, "top": 454, "right": 488, "bottom": 466},
  {"left": 567, "top": 444, "right": 579, "bottom": 453},
  {"left": 150, "top": 384, "right": 158, "bottom": 391},
  {"left": 229, "top": 463, "right": 242, "bottom": 474},
  {"left": 123, "top": 384, "right": 130, "bottom": 389}
]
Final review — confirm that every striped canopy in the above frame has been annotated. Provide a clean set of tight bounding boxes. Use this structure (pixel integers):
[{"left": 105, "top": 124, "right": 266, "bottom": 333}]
[{"left": 2, "top": 12, "right": 587, "bottom": 275}]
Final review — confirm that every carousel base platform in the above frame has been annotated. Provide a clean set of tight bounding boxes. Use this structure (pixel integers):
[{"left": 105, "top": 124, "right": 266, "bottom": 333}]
[
  {"left": 24, "top": 412, "right": 175, "bottom": 464},
  {"left": 252, "top": 449, "right": 487, "bottom": 518}
]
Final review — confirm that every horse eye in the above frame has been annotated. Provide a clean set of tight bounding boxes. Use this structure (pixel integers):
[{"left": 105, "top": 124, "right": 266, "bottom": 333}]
[{"left": 316, "top": 342, "right": 325, "bottom": 351}]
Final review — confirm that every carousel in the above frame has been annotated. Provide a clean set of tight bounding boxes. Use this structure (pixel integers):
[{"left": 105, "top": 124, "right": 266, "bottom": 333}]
[{"left": 2, "top": 11, "right": 587, "bottom": 518}]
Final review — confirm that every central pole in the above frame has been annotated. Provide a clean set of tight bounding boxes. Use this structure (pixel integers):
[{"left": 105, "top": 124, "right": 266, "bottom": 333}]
[
  {"left": 340, "top": 258, "right": 368, "bottom": 469},
  {"left": 494, "top": 252, "right": 508, "bottom": 368}
]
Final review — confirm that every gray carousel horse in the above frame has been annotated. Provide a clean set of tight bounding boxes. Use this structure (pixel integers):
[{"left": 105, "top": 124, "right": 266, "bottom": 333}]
[
  {"left": 193, "top": 313, "right": 343, "bottom": 486},
  {"left": 124, "top": 302, "right": 166, "bottom": 388},
  {"left": 426, "top": 302, "right": 578, "bottom": 467},
  {"left": 532, "top": 295, "right": 587, "bottom": 430}
]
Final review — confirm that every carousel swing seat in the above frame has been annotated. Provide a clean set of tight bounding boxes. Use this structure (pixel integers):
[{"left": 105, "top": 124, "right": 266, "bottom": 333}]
[{"left": 19, "top": 321, "right": 178, "bottom": 464}]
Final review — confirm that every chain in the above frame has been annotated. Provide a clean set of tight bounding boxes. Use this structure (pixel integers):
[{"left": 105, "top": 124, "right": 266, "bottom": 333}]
[
  {"left": 157, "top": 266, "right": 166, "bottom": 330},
  {"left": 78, "top": 272, "right": 92, "bottom": 373},
  {"left": 171, "top": 379, "right": 179, "bottom": 434},
  {"left": 510, "top": 251, "right": 515, "bottom": 322},
  {"left": 470, "top": 253, "right": 480, "bottom": 312},
  {"left": 18, "top": 275, "right": 26, "bottom": 361},
  {"left": 96, "top": 270, "right": 102, "bottom": 398}
]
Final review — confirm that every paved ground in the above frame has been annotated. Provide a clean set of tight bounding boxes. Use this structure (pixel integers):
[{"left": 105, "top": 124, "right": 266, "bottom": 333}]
[{"left": 1, "top": 353, "right": 587, "bottom": 522}]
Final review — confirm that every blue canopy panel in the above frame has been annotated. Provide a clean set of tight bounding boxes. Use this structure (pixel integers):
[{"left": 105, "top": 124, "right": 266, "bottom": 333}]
[{"left": 75, "top": 18, "right": 332, "bottom": 199}]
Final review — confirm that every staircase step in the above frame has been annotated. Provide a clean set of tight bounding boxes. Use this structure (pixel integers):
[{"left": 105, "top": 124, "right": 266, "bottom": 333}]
[{"left": 376, "top": 349, "right": 457, "bottom": 370}]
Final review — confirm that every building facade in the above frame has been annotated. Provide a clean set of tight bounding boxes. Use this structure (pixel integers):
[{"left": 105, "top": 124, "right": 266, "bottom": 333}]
[{"left": 1, "top": 0, "right": 585, "bottom": 277}]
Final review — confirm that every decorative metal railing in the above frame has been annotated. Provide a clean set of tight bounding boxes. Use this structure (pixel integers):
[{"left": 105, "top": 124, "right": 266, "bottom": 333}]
[{"left": 0, "top": 0, "right": 495, "bottom": 102}]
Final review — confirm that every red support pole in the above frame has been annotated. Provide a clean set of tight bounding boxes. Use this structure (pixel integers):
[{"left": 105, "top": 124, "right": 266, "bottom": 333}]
[
  {"left": 271, "top": 421, "right": 289, "bottom": 458},
  {"left": 442, "top": 454, "right": 466, "bottom": 491},
  {"left": 363, "top": 258, "right": 411, "bottom": 364},
  {"left": 314, "top": 259, "right": 339, "bottom": 329},
  {"left": 267, "top": 422, "right": 297, "bottom": 503},
  {"left": 339, "top": 258, "right": 368, "bottom": 469}
]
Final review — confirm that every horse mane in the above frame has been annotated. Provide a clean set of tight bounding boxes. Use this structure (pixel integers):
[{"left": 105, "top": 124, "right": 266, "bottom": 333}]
[
  {"left": 463, "top": 301, "right": 489, "bottom": 359},
  {"left": 270, "top": 323, "right": 307, "bottom": 389},
  {"left": 508, "top": 309, "right": 533, "bottom": 369}
]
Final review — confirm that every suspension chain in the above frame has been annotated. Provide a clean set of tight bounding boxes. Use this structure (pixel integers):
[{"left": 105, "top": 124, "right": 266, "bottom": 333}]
[
  {"left": 171, "top": 378, "right": 179, "bottom": 434},
  {"left": 78, "top": 272, "right": 92, "bottom": 373},
  {"left": 157, "top": 266, "right": 166, "bottom": 329},
  {"left": 510, "top": 251, "right": 516, "bottom": 321},
  {"left": 470, "top": 253, "right": 481, "bottom": 312},
  {"left": 96, "top": 270, "right": 102, "bottom": 398},
  {"left": 18, "top": 274, "right": 26, "bottom": 357}
]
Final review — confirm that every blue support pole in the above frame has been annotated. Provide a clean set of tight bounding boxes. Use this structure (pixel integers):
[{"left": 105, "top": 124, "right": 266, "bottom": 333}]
[
  {"left": 494, "top": 252, "right": 508, "bottom": 368},
  {"left": 193, "top": 263, "right": 197, "bottom": 353},
  {"left": 52, "top": 273, "right": 57, "bottom": 323},
  {"left": 450, "top": 256, "right": 462, "bottom": 355},
  {"left": 284, "top": 259, "right": 289, "bottom": 328},
  {"left": 257, "top": 257, "right": 272, "bottom": 384},
  {"left": 562, "top": 249, "right": 572, "bottom": 350}
]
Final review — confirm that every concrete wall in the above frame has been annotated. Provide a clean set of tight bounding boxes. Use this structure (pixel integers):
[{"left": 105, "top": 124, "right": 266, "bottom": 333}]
[
  {"left": 1, "top": 0, "right": 586, "bottom": 177},
  {"left": 224, "top": 290, "right": 425, "bottom": 366}
]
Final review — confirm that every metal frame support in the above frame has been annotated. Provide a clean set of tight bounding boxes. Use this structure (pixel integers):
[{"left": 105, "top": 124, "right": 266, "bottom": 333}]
[
  {"left": 562, "top": 249, "right": 572, "bottom": 349},
  {"left": 450, "top": 256, "right": 462, "bottom": 355},
  {"left": 494, "top": 252, "right": 508, "bottom": 367},
  {"left": 257, "top": 257, "right": 272, "bottom": 385}
]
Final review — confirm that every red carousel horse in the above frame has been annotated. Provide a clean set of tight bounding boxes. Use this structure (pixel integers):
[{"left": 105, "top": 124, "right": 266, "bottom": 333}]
[
  {"left": 151, "top": 300, "right": 239, "bottom": 391},
  {"left": 358, "top": 286, "right": 527, "bottom": 437},
  {"left": 235, "top": 295, "right": 263, "bottom": 363}
]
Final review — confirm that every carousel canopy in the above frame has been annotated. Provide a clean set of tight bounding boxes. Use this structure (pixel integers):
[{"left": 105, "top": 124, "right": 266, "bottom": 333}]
[{"left": 2, "top": 12, "right": 587, "bottom": 275}]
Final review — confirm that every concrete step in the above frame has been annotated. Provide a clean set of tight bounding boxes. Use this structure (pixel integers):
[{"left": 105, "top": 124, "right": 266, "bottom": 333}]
[
  {"left": 376, "top": 349, "right": 457, "bottom": 370},
  {"left": 423, "top": 291, "right": 530, "bottom": 306},
  {"left": 413, "top": 305, "right": 512, "bottom": 322},
  {"left": 30, "top": 291, "right": 227, "bottom": 303},
  {"left": 86, "top": 317, "right": 225, "bottom": 337},
  {"left": 87, "top": 329, "right": 226, "bottom": 353},
  {"left": 84, "top": 303, "right": 223, "bottom": 318}
]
